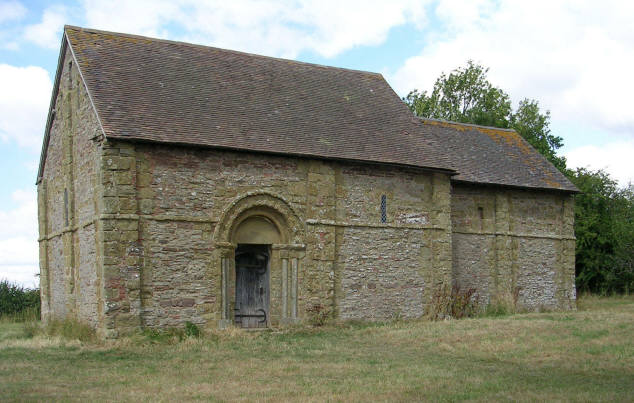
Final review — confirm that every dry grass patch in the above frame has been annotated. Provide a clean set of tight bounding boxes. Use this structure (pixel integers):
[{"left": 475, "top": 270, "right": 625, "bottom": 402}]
[{"left": 0, "top": 295, "right": 632, "bottom": 401}]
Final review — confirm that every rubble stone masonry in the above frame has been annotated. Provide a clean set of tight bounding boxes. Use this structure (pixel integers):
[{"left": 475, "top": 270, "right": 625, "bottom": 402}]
[
  {"left": 38, "top": 47, "right": 103, "bottom": 327},
  {"left": 451, "top": 183, "right": 576, "bottom": 310}
]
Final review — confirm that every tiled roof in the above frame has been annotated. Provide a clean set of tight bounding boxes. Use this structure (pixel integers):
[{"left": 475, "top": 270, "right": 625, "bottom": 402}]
[
  {"left": 46, "top": 26, "right": 577, "bottom": 193},
  {"left": 418, "top": 119, "right": 578, "bottom": 192},
  {"left": 63, "top": 26, "right": 455, "bottom": 173}
]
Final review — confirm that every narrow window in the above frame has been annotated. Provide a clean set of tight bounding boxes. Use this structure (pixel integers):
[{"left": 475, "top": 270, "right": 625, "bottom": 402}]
[
  {"left": 68, "top": 61, "right": 73, "bottom": 87},
  {"left": 63, "top": 188, "right": 69, "bottom": 227},
  {"left": 478, "top": 206, "right": 484, "bottom": 231},
  {"left": 381, "top": 195, "right": 387, "bottom": 223}
]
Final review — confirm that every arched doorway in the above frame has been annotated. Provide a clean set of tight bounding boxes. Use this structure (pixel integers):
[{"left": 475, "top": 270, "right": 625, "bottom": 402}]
[
  {"left": 232, "top": 216, "right": 280, "bottom": 328},
  {"left": 214, "top": 192, "right": 306, "bottom": 329}
]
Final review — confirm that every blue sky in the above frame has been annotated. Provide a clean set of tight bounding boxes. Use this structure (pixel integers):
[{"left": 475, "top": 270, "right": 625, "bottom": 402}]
[{"left": 1, "top": 0, "right": 633, "bottom": 287}]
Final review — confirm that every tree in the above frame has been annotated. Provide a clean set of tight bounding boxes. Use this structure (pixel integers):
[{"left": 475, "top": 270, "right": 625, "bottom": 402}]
[
  {"left": 511, "top": 99, "right": 566, "bottom": 172},
  {"left": 0, "top": 279, "right": 40, "bottom": 319},
  {"left": 404, "top": 61, "right": 512, "bottom": 128},
  {"left": 404, "top": 61, "right": 566, "bottom": 172},
  {"left": 610, "top": 183, "right": 634, "bottom": 293},
  {"left": 569, "top": 169, "right": 634, "bottom": 294}
]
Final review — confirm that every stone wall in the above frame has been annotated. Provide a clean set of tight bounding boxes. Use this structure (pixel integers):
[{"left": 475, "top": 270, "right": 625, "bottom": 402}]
[
  {"left": 135, "top": 146, "right": 307, "bottom": 331},
  {"left": 39, "top": 45, "right": 574, "bottom": 336},
  {"left": 334, "top": 166, "right": 451, "bottom": 320},
  {"left": 38, "top": 46, "right": 103, "bottom": 325},
  {"left": 450, "top": 183, "right": 576, "bottom": 310},
  {"left": 96, "top": 142, "right": 453, "bottom": 335}
]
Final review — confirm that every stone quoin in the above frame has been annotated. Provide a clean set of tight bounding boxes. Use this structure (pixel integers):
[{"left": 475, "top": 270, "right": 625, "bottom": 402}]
[{"left": 37, "top": 26, "right": 578, "bottom": 338}]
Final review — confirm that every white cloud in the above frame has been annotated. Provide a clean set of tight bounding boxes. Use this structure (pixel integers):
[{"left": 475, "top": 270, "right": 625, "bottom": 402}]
[
  {"left": 81, "top": 0, "right": 178, "bottom": 40},
  {"left": 390, "top": 0, "right": 634, "bottom": 137},
  {"left": 80, "top": 0, "right": 429, "bottom": 59},
  {"left": 434, "top": 0, "right": 495, "bottom": 31},
  {"left": 0, "top": 236, "right": 37, "bottom": 265},
  {"left": 564, "top": 141, "right": 634, "bottom": 188},
  {"left": 0, "top": 1, "right": 26, "bottom": 24},
  {"left": 23, "top": 5, "right": 67, "bottom": 49},
  {"left": 0, "top": 64, "right": 52, "bottom": 151},
  {"left": 0, "top": 188, "right": 38, "bottom": 288},
  {"left": 0, "top": 265, "right": 38, "bottom": 289}
]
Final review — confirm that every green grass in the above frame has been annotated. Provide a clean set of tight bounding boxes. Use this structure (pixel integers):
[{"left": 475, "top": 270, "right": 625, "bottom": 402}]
[{"left": 1, "top": 295, "right": 633, "bottom": 402}]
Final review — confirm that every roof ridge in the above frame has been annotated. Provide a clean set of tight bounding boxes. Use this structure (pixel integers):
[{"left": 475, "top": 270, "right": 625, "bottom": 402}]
[
  {"left": 63, "top": 25, "right": 384, "bottom": 78},
  {"left": 418, "top": 117, "right": 517, "bottom": 132}
]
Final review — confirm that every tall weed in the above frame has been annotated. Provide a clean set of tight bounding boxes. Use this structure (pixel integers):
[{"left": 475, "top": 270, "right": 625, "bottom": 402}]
[
  {"left": 306, "top": 303, "right": 331, "bottom": 326},
  {"left": 427, "top": 284, "right": 481, "bottom": 320},
  {"left": 481, "top": 287, "right": 521, "bottom": 317}
]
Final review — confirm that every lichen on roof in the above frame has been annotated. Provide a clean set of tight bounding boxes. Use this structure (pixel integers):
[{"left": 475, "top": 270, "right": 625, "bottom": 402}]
[{"left": 418, "top": 118, "right": 577, "bottom": 192}]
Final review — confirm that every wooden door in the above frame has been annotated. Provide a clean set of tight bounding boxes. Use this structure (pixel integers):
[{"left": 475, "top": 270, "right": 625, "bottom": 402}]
[{"left": 234, "top": 245, "right": 269, "bottom": 328}]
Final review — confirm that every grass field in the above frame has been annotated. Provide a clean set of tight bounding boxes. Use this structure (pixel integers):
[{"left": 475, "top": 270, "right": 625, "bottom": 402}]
[{"left": 1, "top": 295, "right": 633, "bottom": 402}]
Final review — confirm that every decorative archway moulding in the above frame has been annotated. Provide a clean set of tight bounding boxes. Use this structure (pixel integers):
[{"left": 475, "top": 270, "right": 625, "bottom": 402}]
[
  {"left": 214, "top": 191, "right": 306, "bottom": 328},
  {"left": 213, "top": 191, "right": 305, "bottom": 247}
]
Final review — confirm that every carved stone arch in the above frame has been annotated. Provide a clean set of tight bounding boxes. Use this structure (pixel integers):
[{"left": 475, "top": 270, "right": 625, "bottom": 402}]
[
  {"left": 214, "top": 191, "right": 304, "bottom": 246},
  {"left": 215, "top": 192, "right": 305, "bottom": 328}
]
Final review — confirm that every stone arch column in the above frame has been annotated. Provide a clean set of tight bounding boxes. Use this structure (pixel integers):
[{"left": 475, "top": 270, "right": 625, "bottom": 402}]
[{"left": 213, "top": 192, "right": 305, "bottom": 328}]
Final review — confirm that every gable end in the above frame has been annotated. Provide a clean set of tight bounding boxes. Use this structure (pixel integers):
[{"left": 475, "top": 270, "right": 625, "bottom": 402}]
[{"left": 36, "top": 28, "right": 106, "bottom": 185}]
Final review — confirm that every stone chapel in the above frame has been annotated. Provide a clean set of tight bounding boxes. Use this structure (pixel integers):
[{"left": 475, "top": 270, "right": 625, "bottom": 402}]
[{"left": 37, "top": 26, "right": 578, "bottom": 337}]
